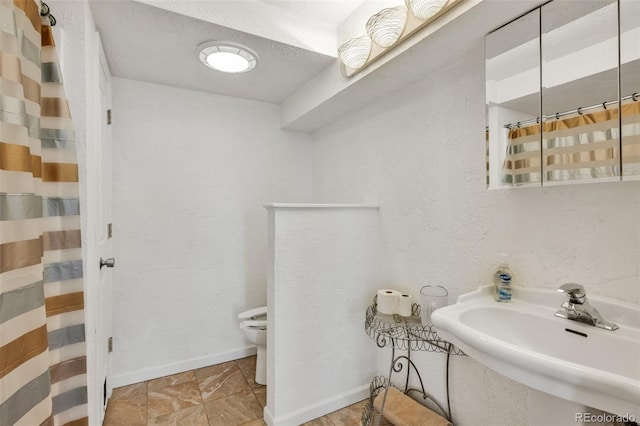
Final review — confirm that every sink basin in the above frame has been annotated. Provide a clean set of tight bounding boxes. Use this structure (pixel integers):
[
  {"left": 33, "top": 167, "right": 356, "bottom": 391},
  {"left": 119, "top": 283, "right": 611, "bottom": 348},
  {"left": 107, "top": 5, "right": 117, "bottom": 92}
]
[{"left": 431, "top": 285, "right": 640, "bottom": 418}]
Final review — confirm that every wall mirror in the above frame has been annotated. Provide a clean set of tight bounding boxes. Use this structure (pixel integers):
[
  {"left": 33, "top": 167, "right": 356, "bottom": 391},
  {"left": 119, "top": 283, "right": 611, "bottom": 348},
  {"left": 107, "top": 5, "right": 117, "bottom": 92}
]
[
  {"left": 621, "top": 0, "right": 640, "bottom": 179},
  {"left": 485, "top": 0, "right": 640, "bottom": 189},
  {"left": 541, "top": 0, "right": 618, "bottom": 184},
  {"left": 485, "top": 9, "right": 541, "bottom": 189}
]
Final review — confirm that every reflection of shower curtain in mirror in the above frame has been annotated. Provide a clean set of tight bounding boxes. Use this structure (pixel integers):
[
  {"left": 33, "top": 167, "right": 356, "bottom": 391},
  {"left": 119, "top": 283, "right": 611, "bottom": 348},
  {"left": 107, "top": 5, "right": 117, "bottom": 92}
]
[
  {"left": 501, "top": 124, "right": 542, "bottom": 186},
  {"left": 622, "top": 101, "right": 640, "bottom": 177},
  {"left": 503, "top": 101, "right": 640, "bottom": 184}
]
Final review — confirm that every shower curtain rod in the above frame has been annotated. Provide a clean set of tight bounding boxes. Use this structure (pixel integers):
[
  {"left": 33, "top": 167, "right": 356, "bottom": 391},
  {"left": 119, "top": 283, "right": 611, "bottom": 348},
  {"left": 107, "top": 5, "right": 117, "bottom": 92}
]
[
  {"left": 40, "top": 2, "right": 56, "bottom": 26},
  {"left": 504, "top": 92, "right": 639, "bottom": 129}
]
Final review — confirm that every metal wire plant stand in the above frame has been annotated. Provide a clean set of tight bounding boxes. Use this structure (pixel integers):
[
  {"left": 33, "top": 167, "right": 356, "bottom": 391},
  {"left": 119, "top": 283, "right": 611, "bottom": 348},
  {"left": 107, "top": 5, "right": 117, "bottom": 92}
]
[{"left": 362, "top": 298, "right": 465, "bottom": 426}]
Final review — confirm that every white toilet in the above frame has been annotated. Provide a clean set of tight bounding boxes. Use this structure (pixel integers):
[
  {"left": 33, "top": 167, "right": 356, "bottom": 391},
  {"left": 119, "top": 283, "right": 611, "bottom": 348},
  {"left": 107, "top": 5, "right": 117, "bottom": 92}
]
[{"left": 238, "top": 306, "right": 267, "bottom": 385}]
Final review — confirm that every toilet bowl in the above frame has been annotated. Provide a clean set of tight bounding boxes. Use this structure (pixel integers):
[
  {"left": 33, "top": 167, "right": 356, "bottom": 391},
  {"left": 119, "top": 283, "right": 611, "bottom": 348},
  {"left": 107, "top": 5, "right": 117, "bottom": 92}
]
[{"left": 238, "top": 306, "right": 267, "bottom": 385}]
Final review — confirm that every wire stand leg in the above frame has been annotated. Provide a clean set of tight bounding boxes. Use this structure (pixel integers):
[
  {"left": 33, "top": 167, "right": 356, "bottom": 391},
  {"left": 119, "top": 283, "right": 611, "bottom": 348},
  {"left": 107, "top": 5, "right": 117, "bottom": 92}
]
[
  {"left": 446, "top": 347, "right": 453, "bottom": 423},
  {"left": 377, "top": 342, "right": 395, "bottom": 426},
  {"left": 404, "top": 345, "right": 411, "bottom": 392}
]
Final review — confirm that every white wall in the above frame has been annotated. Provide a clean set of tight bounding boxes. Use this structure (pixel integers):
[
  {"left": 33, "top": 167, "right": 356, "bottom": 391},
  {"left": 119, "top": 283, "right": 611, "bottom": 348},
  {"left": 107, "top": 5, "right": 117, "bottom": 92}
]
[
  {"left": 265, "top": 205, "right": 379, "bottom": 426},
  {"left": 110, "top": 78, "right": 312, "bottom": 385},
  {"left": 311, "top": 42, "right": 640, "bottom": 425}
]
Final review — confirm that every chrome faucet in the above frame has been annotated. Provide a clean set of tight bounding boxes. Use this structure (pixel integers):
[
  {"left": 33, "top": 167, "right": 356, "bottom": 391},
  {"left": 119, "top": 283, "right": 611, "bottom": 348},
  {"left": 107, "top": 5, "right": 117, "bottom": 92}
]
[{"left": 554, "top": 283, "right": 619, "bottom": 331}]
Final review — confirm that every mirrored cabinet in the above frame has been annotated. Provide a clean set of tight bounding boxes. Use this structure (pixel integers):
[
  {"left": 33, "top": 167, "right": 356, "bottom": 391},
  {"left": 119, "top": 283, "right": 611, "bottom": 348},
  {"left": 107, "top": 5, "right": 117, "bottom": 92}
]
[
  {"left": 541, "top": 0, "right": 619, "bottom": 185},
  {"left": 485, "top": 9, "right": 540, "bottom": 188},
  {"left": 485, "top": 0, "right": 640, "bottom": 189},
  {"left": 621, "top": 0, "right": 640, "bottom": 180}
]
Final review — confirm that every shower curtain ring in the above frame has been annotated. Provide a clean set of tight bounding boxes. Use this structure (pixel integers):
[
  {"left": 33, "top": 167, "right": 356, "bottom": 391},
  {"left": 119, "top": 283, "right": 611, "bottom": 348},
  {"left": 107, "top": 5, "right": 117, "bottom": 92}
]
[
  {"left": 516, "top": 121, "right": 521, "bottom": 128},
  {"left": 633, "top": 93, "right": 639, "bottom": 102},
  {"left": 39, "top": 2, "right": 56, "bottom": 26},
  {"left": 555, "top": 112, "right": 560, "bottom": 120},
  {"left": 602, "top": 102, "right": 607, "bottom": 110},
  {"left": 577, "top": 107, "right": 583, "bottom": 115}
]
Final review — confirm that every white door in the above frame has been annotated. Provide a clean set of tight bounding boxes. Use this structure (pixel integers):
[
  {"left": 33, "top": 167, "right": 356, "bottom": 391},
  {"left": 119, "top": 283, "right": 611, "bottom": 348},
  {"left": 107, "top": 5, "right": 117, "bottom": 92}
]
[{"left": 95, "top": 33, "right": 114, "bottom": 419}]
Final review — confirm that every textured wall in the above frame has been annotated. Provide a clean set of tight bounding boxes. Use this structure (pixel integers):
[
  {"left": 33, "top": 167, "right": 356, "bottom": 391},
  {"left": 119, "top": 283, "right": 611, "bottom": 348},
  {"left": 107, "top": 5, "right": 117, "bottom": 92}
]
[
  {"left": 110, "top": 78, "right": 312, "bottom": 385},
  {"left": 265, "top": 205, "right": 379, "bottom": 426},
  {"left": 311, "top": 43, "right": 640, "bottom": 425}
]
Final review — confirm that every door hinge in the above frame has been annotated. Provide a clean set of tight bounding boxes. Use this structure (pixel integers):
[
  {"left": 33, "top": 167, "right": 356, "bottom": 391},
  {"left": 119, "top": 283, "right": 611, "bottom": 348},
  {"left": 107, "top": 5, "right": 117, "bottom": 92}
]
[
  {"left": 108, "top": 337, "right": 113, "bottom": 353},
  {"left": 107, "top": 109, "right": 112, "bottom": 125},
  {"left": 108, "top": 223, "right": 113, "bottom": 239}
]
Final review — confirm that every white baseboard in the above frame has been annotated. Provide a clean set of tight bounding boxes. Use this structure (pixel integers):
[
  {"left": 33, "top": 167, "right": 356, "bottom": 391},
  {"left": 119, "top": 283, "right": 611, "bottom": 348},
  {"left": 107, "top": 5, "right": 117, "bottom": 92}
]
[
  {"left": 264, "top": 384, "right": 370, "bottom": 426},
  {"left": 110, "top": 346, "right": 257, "bottom": 388},
  {"left": 264, "top": 406, "right": 276, "bottom": 426}
]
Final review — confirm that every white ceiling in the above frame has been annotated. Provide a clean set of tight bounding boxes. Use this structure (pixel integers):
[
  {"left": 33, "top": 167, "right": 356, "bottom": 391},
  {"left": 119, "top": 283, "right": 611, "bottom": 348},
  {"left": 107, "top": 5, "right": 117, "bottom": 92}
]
[
  {"left": 259, "top": 0, "right": 364, "bottom": 30},
  {"left": 90, "top": 0, "right": 586, "bottom": 131},
  {"left": 89, "top": 0, "right": 363, "bottom": 104}
]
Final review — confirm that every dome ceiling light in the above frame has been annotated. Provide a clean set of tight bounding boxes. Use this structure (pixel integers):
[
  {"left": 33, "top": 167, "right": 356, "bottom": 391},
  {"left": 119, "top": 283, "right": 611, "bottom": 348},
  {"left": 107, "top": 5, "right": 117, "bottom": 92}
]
[{"left": 198, "top": 41, "right": 259, "bottom": 74}]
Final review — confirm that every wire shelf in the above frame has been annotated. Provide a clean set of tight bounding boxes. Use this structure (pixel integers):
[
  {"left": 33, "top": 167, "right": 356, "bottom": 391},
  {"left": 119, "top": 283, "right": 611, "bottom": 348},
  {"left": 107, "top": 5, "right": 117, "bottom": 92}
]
[
  {"left": 361, "top": 376, "right": 395, "bottom": 426},
  {"left": 365, "top": 301, "right": 465, "bottom": 355}
]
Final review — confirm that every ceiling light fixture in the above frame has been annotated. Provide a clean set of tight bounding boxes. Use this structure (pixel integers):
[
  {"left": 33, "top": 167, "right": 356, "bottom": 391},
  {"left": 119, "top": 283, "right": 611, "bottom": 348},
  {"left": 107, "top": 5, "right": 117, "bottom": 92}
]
[
  {"left": 366, "top": 6, "right": 408, "bottom": 48},
  {"left": 406, "top": 0, "right": 448, "bottom": 19},
  {"left": 198, "top": 41, "right": 259, "bottom": 74},
  {"left": 338, "top": 0, "right": 462, "bottom": 77},
  {"left": 338, "top": 36, "right": 372, "bottom": 70}
]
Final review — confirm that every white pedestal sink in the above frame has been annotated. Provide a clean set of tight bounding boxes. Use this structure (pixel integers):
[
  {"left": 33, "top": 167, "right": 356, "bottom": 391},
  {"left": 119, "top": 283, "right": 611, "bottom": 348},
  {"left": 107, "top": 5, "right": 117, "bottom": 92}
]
[{"left": 431, "top": 285, "right": 640, "bottom": 419}]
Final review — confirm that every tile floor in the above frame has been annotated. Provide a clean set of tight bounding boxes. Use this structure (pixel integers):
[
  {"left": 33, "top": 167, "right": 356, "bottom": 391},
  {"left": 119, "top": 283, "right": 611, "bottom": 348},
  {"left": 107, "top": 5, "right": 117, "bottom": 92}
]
[{"left": 103, "top": 355, "right": 367, "bottom": 426}]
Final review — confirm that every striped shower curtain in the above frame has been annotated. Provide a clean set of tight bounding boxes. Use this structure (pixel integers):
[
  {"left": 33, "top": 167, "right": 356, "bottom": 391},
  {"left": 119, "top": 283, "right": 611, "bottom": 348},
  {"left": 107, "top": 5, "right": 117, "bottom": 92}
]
[
  {"left": 503, "top": 100, "right": 640, "bottom": 184},
  {"left": 1, "top": 1, "right": 87, "bottom": 425}
]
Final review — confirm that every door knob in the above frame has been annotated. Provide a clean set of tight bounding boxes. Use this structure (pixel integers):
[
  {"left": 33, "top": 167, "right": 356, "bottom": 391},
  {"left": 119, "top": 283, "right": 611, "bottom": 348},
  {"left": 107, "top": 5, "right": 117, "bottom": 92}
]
[{"left": 100, "top": 257, "right": 115, "bottom": 269}]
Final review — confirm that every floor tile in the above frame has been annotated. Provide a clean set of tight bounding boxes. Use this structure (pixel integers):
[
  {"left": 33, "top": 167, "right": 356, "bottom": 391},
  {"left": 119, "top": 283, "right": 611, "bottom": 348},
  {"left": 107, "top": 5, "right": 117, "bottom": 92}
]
[
  {"left": 196, "top": 361, "right": 250, "bottom": 401},
  {"left": 110, "top": 381, "right": 148, "bottom": 400},
  {"left": 148, "top": 380, "right": 203, "bottom": 419},
  {"left": 147, "top": 404, "right": 209, "bottom": 426},
  {"left": 148, "top": 370, "right": 196, "bottom": 392},
  {"left": 234, "top": 356, "right": 256, "bottom": 372},
  {"left": 239, "top": 365, "right": 263, "bottom": 389},
  {"left": 236, "top": 356, "right": 264, "bottom": 389},
  {"left": 103, "top": 392, "right": 147, "bottom": 426},
  {"left": 326, "top": 399, "right": 368, "bottom": 426},
  {"left": 204, "top": 390, "right": 263, "bottom": 426},
  {"left": 195, "top": 360, "right": 236, "bottom": 381},
  {"left": 301, "top": 416, "right": 335, "bottom": 426},
  {"left": 103, "top": 357, "right": 374, "bottom": 426},
  {"left": 240, "top": 420, "right": 267, "bottom": 426},
  {"left": 252, "top": 387, "right": 266, "bottom": 408}
]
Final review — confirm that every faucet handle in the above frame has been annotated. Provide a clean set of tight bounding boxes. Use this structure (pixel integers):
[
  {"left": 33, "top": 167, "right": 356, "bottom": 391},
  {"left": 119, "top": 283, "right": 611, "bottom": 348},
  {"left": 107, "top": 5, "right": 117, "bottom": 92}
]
[{"left": 557, "top": 283, "right": 586, "bottom": 304}]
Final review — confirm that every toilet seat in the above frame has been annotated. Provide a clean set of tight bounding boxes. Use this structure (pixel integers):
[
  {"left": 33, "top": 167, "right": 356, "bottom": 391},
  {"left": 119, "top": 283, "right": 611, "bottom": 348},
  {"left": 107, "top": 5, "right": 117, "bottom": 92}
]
[{"left": 238, "top": 306, "right": 267, "bottom": 321}]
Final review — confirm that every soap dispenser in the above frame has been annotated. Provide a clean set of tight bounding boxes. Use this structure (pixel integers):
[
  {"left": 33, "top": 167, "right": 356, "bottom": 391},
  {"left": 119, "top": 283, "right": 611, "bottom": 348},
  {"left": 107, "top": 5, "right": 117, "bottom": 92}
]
[
  {"left": 496, "top": 273, "right": 512, "bottom": 302},
  {"left": 493, "top": 254, "right": 512, "bottom": 284},
  {"left": 494, "top": 253, "right": 513, "bottom": 302}
]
